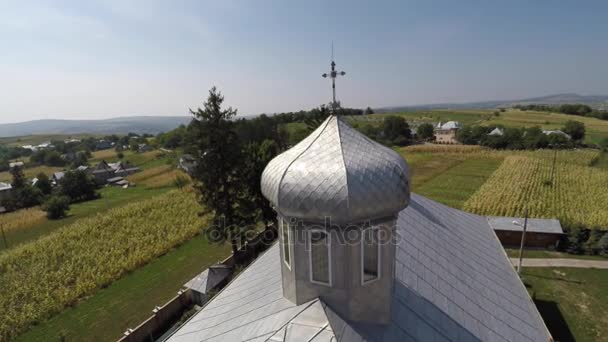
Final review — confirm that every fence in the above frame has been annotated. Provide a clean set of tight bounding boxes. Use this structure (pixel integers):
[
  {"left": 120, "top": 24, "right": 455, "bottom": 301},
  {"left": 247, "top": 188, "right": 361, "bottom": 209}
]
[{"left": 117, "top": 226, "right": 277, "bottom": 342}]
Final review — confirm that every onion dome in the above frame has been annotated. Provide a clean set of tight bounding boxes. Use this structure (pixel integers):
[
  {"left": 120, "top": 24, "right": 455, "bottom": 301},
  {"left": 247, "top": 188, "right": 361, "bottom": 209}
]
[{"left": 261, "top": 116, "right": 410, "bottom": 224}]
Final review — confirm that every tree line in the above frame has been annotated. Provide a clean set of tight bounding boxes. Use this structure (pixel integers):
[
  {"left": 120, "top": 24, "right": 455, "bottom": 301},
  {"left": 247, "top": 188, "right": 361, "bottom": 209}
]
[
  {"left": 1, "top": 166, "right": 98, "bottom": 219},
  {"left": 457, "top": 120, "right": 586, "bottom": 149},
  {"left": 514, "top": 103, "right": 608, "bottom": 120}
]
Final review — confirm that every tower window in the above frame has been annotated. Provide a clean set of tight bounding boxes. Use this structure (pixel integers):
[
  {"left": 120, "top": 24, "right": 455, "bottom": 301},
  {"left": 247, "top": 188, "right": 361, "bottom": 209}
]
[
  {"left": 280, "top": 219, "right": 291, "bottom": 269},
  {"left": 362, "top": 227, "right": 380, "bottom": 284},
  {"left": 309, "top": 229, "right": 331, "bottom": 286}
]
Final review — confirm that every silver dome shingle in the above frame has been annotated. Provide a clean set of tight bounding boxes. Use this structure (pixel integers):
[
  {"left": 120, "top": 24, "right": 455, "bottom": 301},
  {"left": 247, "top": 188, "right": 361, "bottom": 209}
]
[{"left": 261, "top": 116, "right": 410, "bottom": 224}]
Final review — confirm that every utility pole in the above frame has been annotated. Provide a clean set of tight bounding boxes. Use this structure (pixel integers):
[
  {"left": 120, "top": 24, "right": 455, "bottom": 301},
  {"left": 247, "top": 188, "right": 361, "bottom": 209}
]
[
  {"left": 550, "top": 148, "right": 557, "bottom": 185},
  {"left": 322, "top": 43, "right": 346, "bottom": 113},
  {"left": 517, "top": 208, "right": 528, "bottom": 274}
]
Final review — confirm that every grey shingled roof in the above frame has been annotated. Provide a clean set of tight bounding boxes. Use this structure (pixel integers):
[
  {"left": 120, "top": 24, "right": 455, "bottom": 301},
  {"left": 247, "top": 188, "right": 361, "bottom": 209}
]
[
  {"left": 487, "top": 217, "right": 563, "bottom": 235},
  {"left": 184, "top": 265, "right": 232, "bottom": 295},
  {"left": 261, "top": 116, "right": 410, "bottom": 224},
  {"left": 166, "top": 194, "right": 550, "bottom": 342}
]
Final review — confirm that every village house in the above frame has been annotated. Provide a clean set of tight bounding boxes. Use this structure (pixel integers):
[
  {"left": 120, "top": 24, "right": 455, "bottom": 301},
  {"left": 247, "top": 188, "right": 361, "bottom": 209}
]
[
  {"left": 90, "top": 160, "right": 140, "bottom": 185},
  {"left": 138, "top": 144, "right": 154, "bottom": 153},
  {"left": 95, "top": 140, "right": 113, "bottom": 150},
  {"left": 52, "top": 171, "right": 65, "bottom": 185},
  {"left": 434, "top": 121, "right": 461, "bottom": 144},
  {"left": 488, "top": 216, "right": 564, "bottom": 249},
  {"left": 9, "top": 161, "right": 24, "bottom": 169},
  {"left": 542, "top": 130, "right": 571, "bottom": 139},
  {"left": 178, "top": 154, "right": 197, "bottom": 174},
  {"left": 488, "top": 127, "right": 504, "bottom": 136},
  {"left": 0, "top": 182, "right": 12, "bottom": 202},
  {"left": 165, "top": 115, "right": 551, "bottom": 342}
]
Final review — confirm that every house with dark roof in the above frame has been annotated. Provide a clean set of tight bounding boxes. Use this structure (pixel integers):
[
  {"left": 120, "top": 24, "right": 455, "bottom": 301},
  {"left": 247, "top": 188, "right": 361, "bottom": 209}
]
[
  {"left": 91, "top": 160, "right": 140, "bottom": 185},
  {"left": 166, "top": 116, "right": 551, "bottom": 342}
]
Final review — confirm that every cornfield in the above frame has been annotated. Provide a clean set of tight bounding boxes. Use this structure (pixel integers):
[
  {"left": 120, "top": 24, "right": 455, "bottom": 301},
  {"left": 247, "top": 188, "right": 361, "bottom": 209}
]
[
  {"left": 463, "top": 155, "right": 608, "bottom": 228},
  {"left": 403, "top": 144, "right": 487, "bottom": 154},
  {"left": 127, "top": 165, "right": 187, "bottom": 188},
  {"left": 0, "top": 191, "right": 206, "bottom": 341},
  {"left": 0, "top": 207, "right": 46, "bottom": 234}
]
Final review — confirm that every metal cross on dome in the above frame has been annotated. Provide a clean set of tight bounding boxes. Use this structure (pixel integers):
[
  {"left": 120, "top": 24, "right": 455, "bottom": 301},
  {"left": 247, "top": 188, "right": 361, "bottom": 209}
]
[{"left": 322, "top": 44, "right": 346, "bottom": 112}]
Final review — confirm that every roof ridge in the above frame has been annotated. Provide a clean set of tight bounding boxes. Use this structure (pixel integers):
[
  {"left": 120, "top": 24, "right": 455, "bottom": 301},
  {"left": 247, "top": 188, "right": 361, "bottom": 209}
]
[
  {"left": 276, "top": 116, "right": 334, "bottom": 209},
  {"left": 335, "top": 116, "right": 350, "bottom": 215}
]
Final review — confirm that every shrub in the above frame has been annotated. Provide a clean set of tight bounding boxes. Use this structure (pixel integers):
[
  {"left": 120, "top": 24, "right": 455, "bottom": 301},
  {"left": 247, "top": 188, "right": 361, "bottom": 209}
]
[
  {"left": 43, "top": 196, "right": 70, "bottom": 219},
  {"left": 598, "top": 233, "right": 608, "bottom": 256},
  {"left": 174, "top": 174, "right": 191, "bottom": 189}
]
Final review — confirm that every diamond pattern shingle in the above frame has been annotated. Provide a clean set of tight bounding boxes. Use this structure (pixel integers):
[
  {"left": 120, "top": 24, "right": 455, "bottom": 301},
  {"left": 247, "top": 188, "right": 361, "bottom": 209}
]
[{"left": 261, "top": 116, "right": 410, "bottom": 224}]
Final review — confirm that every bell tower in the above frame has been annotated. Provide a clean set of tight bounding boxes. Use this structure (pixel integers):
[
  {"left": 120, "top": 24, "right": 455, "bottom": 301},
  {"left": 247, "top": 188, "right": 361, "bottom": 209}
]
[{"left": 261, "top": 115, "right": 410, "bottom": 324}]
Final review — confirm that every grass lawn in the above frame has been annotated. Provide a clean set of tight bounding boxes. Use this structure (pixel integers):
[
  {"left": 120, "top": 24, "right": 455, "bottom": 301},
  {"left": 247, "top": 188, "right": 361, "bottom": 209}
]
[
  {"left": 0, "top": 134, "right": 96, "bottom": 147},
  {"left": 90, "top": 149, "right": 169, "bottom": 170},
  {"left": 414, "top": 157, "right": 503, "bottom": 208},
  {"left": 0, "top": 165, "right": 62, "bottom": 182},
  {"left": 15, "top": 234, "right": 231, "bottom": 342},
  {"left": 398, "top": 147, "right": 504, "bottom": 208},
  {"left": 522, "top": 268, "right": 608, "bottom": 342},
  {"left": 0, "top": 185, "right": 172, "bottom": 252},
  {"left": 505, "top": 248, "right": 608, "bottom": 261}
]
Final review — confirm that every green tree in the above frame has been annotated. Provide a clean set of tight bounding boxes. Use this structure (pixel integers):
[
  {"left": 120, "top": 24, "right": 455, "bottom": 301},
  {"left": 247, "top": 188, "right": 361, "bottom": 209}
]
[
  {"left": 173, "top": 174, "right": 190, "bottom": 189},
  {"left": 59, "top": 170, "right": 97, "bottom": 202},
  {"left": 416, "top": 123, "right": 435, "bottom": 141},
  {"left": 190, "top": 87, "right": 249, "bottom": 255},
  {"left": 304, "top": 105, "right": 330, "bottom": 131},
  {"left": 9, "top": 165, "right": 26, "bottom": 189},
  {"left": 382, "top": 116, "right": 411, "bottom": 146},
  {"left": 242, "top": 139, "right": 279, "bottom": 229},
  {"left": 2, "top": 166, "right": 42, "bottom": 210},
  {"left": 597, "top": 233, "right": 608, "bottom": 256},
  {"left": 43, "top": 195, "right": 70, "bottom": 219},
  {"left": 365, "top": 106, "right": 374, "bottom": 115},
  {"left": 599, "top": 137, "right": 608, "bottom": 150},
  {"left": 44, "top": 151, "right": 66, "bottom": 167},
  {"left": 563, "top": 120, "right": 585, "bottom": 141},
  {"left": 35, "top": 172, "right": 53, "bottom": 195}
]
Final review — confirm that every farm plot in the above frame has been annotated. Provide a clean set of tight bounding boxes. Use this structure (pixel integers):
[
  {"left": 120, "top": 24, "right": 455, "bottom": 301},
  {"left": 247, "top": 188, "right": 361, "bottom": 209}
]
[
  {"left": 0, "top": 190, "right": 205, "bottom": 341},
  {"left": 463, "top": 155, "right": 608, "bottom": 228}
]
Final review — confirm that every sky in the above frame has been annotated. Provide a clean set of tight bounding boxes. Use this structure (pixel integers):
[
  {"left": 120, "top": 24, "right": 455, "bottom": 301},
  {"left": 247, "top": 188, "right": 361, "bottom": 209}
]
[{"left": 1, "top": 0, "right": 608, "bottom": 124}]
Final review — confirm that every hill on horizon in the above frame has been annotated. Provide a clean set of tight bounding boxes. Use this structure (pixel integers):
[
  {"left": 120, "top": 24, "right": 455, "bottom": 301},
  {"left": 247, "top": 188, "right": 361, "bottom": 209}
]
[
  {"left": 0, "top": 116, "right": 192, "bottom": 138},
  {"left": 376, "top": 93, "right": 608, "bottom": 113}
]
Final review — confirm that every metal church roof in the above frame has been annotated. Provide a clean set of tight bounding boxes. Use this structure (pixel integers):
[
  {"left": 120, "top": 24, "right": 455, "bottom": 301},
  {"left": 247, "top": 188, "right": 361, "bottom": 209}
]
[
  {"left": 260, "top": 115, "right": 410, "bottom": 224},
  {"left": 166, "top": 194, "right": 551, "bottom": 342}
]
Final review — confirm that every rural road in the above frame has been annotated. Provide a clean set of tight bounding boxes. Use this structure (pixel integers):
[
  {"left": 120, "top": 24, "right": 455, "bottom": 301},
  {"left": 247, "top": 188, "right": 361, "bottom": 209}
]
[{"left": 510, "top": 258, "right": 608, "bottom": 269}]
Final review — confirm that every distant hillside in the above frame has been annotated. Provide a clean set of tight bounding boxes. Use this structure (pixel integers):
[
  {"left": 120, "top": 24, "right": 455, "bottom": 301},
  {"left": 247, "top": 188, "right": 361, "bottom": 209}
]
[
  {"left": 0, "top": 116, "right": 192, "bottom": 137},
  {"left": 377, "top": 93, "right": 608, "bottom": 113}
]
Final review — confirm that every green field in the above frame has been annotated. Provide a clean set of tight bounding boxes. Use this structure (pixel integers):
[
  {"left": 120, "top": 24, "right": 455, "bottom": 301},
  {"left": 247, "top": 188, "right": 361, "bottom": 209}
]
[
  {"left": 16, "top": 234, "right": 229, "bottom": 342},
  {"left": 522, "top": 268, "right": 608, "bottom": 342},
  {"left": 0, "top": 190, "right": 208, "bottom": 341},
  {"left": 0, "top": 164, "right": 62, "bottom": 182},
  {"left": 0, "top": 134, "right": 96, "bottom": 147},
  {"left": 413, "top": 157, "right": 503, "bottom": 208},
  {"left": 0, "top": 186, "right": 173, "bottom": 252}
]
